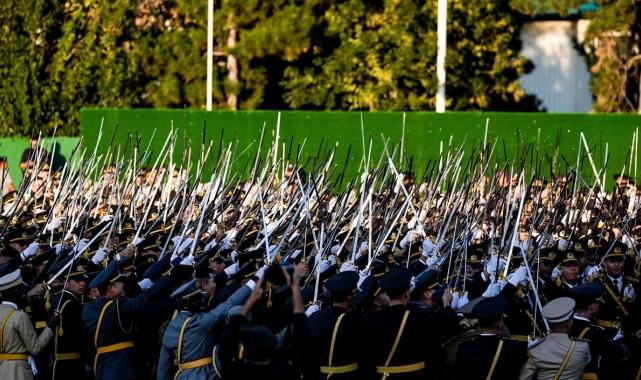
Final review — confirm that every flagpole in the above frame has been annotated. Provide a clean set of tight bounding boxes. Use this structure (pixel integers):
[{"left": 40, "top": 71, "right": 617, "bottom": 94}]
[
  {"left": 206, "top": 0, "right": 214, "bottom": 111},
  {"left": 436, "top": 0, "right": 447, "bottom": 113}
]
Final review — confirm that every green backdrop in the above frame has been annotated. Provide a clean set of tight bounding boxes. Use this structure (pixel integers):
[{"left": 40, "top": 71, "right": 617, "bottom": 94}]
[
  {"left": 79, "top": 109, "right": 641, "bottom": 190},
  {"left": 0, "top": 137, "right": 80, "bottom": 188}
]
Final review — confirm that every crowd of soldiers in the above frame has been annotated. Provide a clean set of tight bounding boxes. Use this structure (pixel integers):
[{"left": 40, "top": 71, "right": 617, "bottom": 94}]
[{"left": 0, "top": 133, "right": 640, "bottom": 380}]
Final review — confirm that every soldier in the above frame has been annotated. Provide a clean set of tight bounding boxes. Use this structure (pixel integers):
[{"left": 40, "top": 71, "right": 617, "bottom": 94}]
[
  {"left": 568, "top": 283, "right": 627, "bottom": 380},
  {"left": 81, "top": 251, "right": 171, "bottom": 380},
  {"left": 48, "top": 257, "right": 90, "bottom": 380},
  {"left": 305, "top": 270, "right": 360, "bottom": 379},
  {"left": 359, "top": 266, "right": 439, "bottom": 379},
  {"left": 545, "top": 252, "right": 580, "bottom": 300},
  {"left": 0, "top": 269, "right": 55, "bottom": 380},
  {"left": 519, "top": 297, "right": 591, "bottom": 380},
  {"left": 594, "top": 241, "right": 640, "bottom": 337},
  {"left": 454, "top": 296, "right": 527, "bottom": 379},
  {"left": 157, "top": 272, "right": 254, "bottom": 380}
]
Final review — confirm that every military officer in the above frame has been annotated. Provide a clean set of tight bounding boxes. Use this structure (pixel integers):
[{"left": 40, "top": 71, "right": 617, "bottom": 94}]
[
  {"left": 594, "top": 242, "right": 640, "bottom": 337},
  {"left": 454, "top": 296, "right": 527, "bottom": 379},
  {"left": 519, "top": 297, "right": 591, "bottom": 380},
  {"left": 359, "top": 266, "right": 439, "bottom": 379},
  {"left": 48, "top": 256, "right": 90, "bottom": 380},
  {"left": 545, "top": 252, "right": 580, "bottom": 300},
  {"left": 0, "top": 269, "right": 55, "bottom": 380},
  {"left": 305, "top": 270, "right": 360, "bottom": 379}
]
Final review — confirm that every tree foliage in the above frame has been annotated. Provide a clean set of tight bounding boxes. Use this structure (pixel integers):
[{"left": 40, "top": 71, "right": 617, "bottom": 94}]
[{"left": 1, "top": 0, "right": 543, "bottom": 136}]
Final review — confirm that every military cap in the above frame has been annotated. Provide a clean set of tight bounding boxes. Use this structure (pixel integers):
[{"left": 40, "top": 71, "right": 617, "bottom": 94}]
[
  {"left": 238, "top": 325, "right": 278, "bottom": 362},
  {"left": 170, "top": 278, "right": 201, "bottom": 300},
  {"left": 118, "top": 255, "right": 136, "bottom": 272},
  {"left": 472, "top": 296, "right": 507, "bottom": 320},
  {"left": 3, "top": 228, "right": 31, "bottom": 244},
  {"left": 380, "top": 266, "right": 412, "bottom": 293},
  {"left": 559, "top": 251, "right": 579, "bottom": 265},
  {"left": 0, "top": 269, "right": 25, "bottom": 291},
  {"left": 2, "top": 191, "right": 17, "bottom": 205},
  {"left": 50, "top": 256, "right": 89, "bottom": 281},
  {"left": 412, "top": 269, "right": 439, "bottom": 294},
  {"left": 538, "top": 247, "right": 557, "bottom": 263},
  {"left": 143, "top": 252, "right": 172, "bottom": 280},
  {"left": 28, "top": 246, "right": 56, "bottom": 267},
  {"left": 542, "top": 297, "right": 575, "bottom": 323},
  {"left": 605, "top": 241, "right": 627, "bottom": 260},
  {"left": 137, "top": 236, "right": 160, "bottom": 252},
  {"left": 89, "top": 259, "right": 126, "bottom": 288},
  {"left": 457, "top": 296, "right": 485, "bottom": 316},
  {"left": 234, "top": 261, "right": 260, "bottom": 281},
  {"left": 354, "top": 275, "right": 381, "bottom": 306},
  {"left": 570, "top": 240, "right": 587, "bottom": 257},
  {"left": 570, "top": 283, "right": 604, "bottom": 307},
  {"left": 325, "top": 271, "right": 359, "bottom": 299},
  {"left": 466, "top": 246, "right": 485, "bottom": 265}
]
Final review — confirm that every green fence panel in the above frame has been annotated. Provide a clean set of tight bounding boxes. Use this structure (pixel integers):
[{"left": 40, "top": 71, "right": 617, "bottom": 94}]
[
  {"left": 76, "top": 109, "right": 641, "bottom": 190},
  {"left": 0, "top": 137, "right": 80, "bottom": 188}
]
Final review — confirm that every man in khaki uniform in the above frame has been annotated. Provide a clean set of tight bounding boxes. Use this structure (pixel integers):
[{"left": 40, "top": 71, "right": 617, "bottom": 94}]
[
  {"left": 0, "top": 269, "right": 54, "bottom": 380},
  {"left": 519, "top": 297, "right": 590, "bottom": 380}
]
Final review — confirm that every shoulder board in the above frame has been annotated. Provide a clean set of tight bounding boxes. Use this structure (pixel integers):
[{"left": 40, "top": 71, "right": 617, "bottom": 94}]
[
  {"left": 626, "top": 276, "right": 639, "bottom": 283},
  {"left": 570, "top": 337, "right": 590, "bottom": 343}
]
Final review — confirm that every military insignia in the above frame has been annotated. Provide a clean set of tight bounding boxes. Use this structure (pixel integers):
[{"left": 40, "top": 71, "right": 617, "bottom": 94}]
[
  {"left": 77, "top": 265, "right": 85, "bottom": 272},
  {"left": 614, "top": 246, "right": 621, "bottom": 254}
]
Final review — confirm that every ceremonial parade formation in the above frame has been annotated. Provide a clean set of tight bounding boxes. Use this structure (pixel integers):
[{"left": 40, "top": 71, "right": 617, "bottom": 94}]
[{"left": 0, "top": 128, "right": 640, "bottom": 380}]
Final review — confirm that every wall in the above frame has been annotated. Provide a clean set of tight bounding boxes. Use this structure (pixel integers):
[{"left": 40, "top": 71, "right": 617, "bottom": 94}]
[{"left": 80, "top": 109, "right": 641, "bottom": 190}]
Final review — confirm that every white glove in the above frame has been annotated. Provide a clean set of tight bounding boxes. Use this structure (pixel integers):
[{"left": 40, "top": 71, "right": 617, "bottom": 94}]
[
  {"left": 224, "top": 263, "right": 240, "bottom": 276},
  {"left": 340, "top": 260, "right": 357, "bottom": 273},
  {"left": 451, "top": 291, "right": 461, "bottom": 310},
  {"left": 485, "top": 254, "right": 506, "bottom": 280},
  {"left": 204, "top": 239, "right": 218, "bottom": 251},
  {"left": 482, "top": 280, "right": 505, "bottom": 297},
  {"left": 508, "top": 266, "right": 528, "bottom": 287},
  {"left": 75, "top": 238, "right": 91, "bottom": 253},
  {"left": 624, "top": 284, "right": 636, "bottom": 302},
  {"left": 330, "top": 244, "right": 341, "bottom": 255},
  {"left": 180, "top": 255, "right": 195, "bottom": 267},
  {"left": 20, "top": 242, "right": 40, "bottom": 261},
  {"left": 558, "top": 238, "right": 569, "bottom": 251},
  {"left": 305, "top": 304, "right": 321, "bottom": 317},
  {"left": 54, "top": 243, "right": 64, "bottom": 255},
  {"left": 132, "top": 236, "right": 144, "bottom": 246},
  {"left": 458, "top": 291, "right": 469, "bottom": 309},
  {"left": 424, "top": 256, "right": 438, "bottom": 267},
  {"left": 584, "top": 265, "right": 601, "bottom": 280},
  {"left": 317, "top": 259, "right": 331, "bottom": 274},
  {"left": 178, "top": 238, "right": 194, "bottom": 254},
  {"left": 91, "top": 248, "right": 108, "bottom": 265},
  {"left": 256, "top": 265, "right": 268, "bottom": 280},
  {"left": 422, "top": 238, "right": 436, "bottom": 258},
  {"left": 138, "top": 278, "right": 154, "bottom": 290},
  {"left": 358, "top": 271, "right": 369, "bottom": 287},
  {"left": 45, "top": 218, "right": 62, "bottom": 231},
  {"left": 551, "top": 266, "right": 561, "bottom": 281}
]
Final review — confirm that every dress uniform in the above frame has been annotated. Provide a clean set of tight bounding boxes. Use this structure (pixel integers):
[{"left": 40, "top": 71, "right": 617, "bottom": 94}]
[
  {"left": 594, "top": 243, "right": 640, "bottom": 337},
  {"left": 306, "top": 271, "right": 360, "bottom": 379},
  {"left": 455, "top": 296, "right": 527, "bottom": 380},
  {"left": 157, "top": 278, "right": 251, "bottom": 380},
  {"left": 544, "top": 252, "right": 580, "bottom": 301},
  {"left": 519, "top": 297, "right": 591, "bottom": 380},
  {"left": 0, "top": 269, "right": 54, "bottom": 380},
  {"left": 568, "top": 283, "right": 627, "bottom": 380},
  {"left": 359, "top": 267, "right": 436, "bottom": 379},
  {"left": 48, "top": 257, "right": 90, "bottom": 380},
  {"left": 82, "top": 259, "right": 171, "bottom": 380}
]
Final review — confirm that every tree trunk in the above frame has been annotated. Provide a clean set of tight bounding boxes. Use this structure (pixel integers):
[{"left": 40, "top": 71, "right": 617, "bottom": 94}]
[{"left": 226, "top": 13, "right": 238, "bottom": 110}]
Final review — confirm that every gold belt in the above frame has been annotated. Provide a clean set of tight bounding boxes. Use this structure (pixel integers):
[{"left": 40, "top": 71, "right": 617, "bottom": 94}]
[
  {"left": 320, "top": 362, "right": 359, "bottom": 374},
  {"left": 595, "top": 319, "right": 620, "bottom": 329},
  {"left": 55, "top": 352, "right": 82, "bottom": 360},
  {"left": 96, "top": 341, "right": 135, "bottom": 355},
  {"left": 510, "top": 335, "right": 530, "bottom": 342},
  {"left": 35, "top": 321, "right": 47, "bottom": 329},
  {"left": 375, "top": 361, "right": 425, "bottom": 374},
  {"left": 178, "top": 357, "right": 213, "bottom": 370},
  {"left": 582, "top": 373, "right": 598, "bottom": 380},
  {"left": 0, "top": 353, "right": 28, "bottom": 361}
]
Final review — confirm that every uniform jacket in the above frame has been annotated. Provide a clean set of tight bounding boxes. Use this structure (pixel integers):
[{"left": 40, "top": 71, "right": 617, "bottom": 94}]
[
  {"left": 0, "top": 303, "right": 53, "bottom": 380},
  {"left": 518, "top": 332, "right": 590, "bottom": 380}
]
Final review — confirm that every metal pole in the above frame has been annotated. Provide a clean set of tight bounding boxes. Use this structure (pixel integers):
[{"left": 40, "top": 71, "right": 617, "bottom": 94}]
[
  {"left": 206, "top": 0, "right": 214, "bottom": 111},
  {"left": 436, "top": 0, "right": 447, "bottom": 113}
]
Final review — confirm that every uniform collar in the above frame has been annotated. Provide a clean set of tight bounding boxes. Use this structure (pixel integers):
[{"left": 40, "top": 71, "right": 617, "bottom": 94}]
[
  {"left": 573, "top": 315, "right": 590, "bottom": 323},
  {"left": 1, "top": 301, "right": 18, "bottom": 309}
]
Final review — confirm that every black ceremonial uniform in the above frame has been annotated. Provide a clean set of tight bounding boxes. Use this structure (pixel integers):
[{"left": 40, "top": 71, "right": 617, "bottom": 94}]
[
  {"left": 49, "top": 290, "right": 87, "bottom": 380},
  {"left": 568, "top": 316, "right": 621, "bottom": 379},
  {"left": 455, "top": 335, "right": 526, "bottom": 380},
  {"left": 306, "top": 305, "right": 360, "bottom": 379},
  {"left": 359, "top": 304, "right": 433, "bottom": 379}
]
